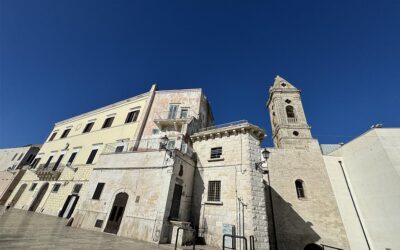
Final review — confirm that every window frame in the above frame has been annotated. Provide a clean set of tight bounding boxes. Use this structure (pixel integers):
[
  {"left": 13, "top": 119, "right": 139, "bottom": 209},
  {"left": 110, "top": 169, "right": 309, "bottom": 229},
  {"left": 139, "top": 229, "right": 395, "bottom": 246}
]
[
  {"left": 60, "top": 129, "right": 71, "bottom": 139},
  {"left": 92, "top": 183, "right": 105, "bottom": 200},
  {"left": 102, "top": 117, "right": 115, "bottom": 129},
  {"left": 83, "top": 122, "right": 95, "bottom": 133},
  {"left": 295, "top": 179, "right": 306, "bottom": 199},
  {"left": 72, "top": 183, "right": 83, "bottom": 194},
  {"left": 125, "top": 110, "right": 140, "bottom": 124},
  {"left": 86, "top": 149, "right": 99, "bottom": 164},
  {"left": 29, "top": 183, "right": 37, "bottom": 191},
  {"left": 49, "top": 132, "right": 57, "bottom": 141},
  {"left": 210, "top": 147, "right": 222, "bottom": 159},
  {"left": 207, "top": 180, "right": 221, "bottom": 202},
  {"left": 52, "top": 183, "right": 61, "bottom": 193}
]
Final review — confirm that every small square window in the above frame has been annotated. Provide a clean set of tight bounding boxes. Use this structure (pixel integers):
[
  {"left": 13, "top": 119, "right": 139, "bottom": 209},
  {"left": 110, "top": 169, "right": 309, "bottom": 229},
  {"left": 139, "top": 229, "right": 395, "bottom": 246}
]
[
  {"left": 52, "top": 183, "right": 61, "bottom": 193},
  {"left": 60, "top": 129, "right": 71, "bottom": 138},
  {"left": 207, "top": 181, "right": 221, "bottom": 202},
  {"left": 102, "top": 117, "right": 114, "bottom": 129},
  {"left": 210, "top": 147, "right": 222, "bottom": 159},
  {"left": 30, "top": 183, "right": 37, "bottom": 191},
  {"left": 152, "top": 128, "right": 160, "bottom": 135},
  {"left": 115, "top": 146, "right": 124, "bottom": 153}
]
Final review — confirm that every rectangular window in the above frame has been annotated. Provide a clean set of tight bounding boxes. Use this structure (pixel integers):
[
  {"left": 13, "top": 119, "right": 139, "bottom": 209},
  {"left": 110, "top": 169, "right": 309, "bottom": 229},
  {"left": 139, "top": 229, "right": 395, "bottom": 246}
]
[
  {"left": 152, "top": 128, "right": 160, "bottom": 135},
  {"left": 52, "top": 183, "right": 61, "bottom": 193},
  {"left": 25, "top": 154, "right": 34, "bottom": 164},
  {"left": 167, "top": 140, "right": 175, "bottom": 150},
  {"left": 30, "top": 183, "right": 37, "bottom": 191},
  {"left": 102, "top": 117, "right": 114, "bottom": 129},
  {"left": 115, "top": 146, "right": 124, "bottom": 153},
  {"left": 49, "top": 132, "right": 57, "bottom": 141},
  {"left": 52, "top": 154, "right": 64, "bottom": 171},
  {"left": 43, "top": 156, "right": 54, "bottom": 169},
  {"left": 207, "top": 181, "right": 221, "bottom": 202},
  {"left": 67, "top": 152, "right": 77, "bottom": 166},
  {"left": 72, "top": 184, "right": 83, "bottom": 194},
  {"left": 18, "top": 153, "right": 24, "bottom": 160},
  {"left": 83, "top": 122, "right": 94, "bottom": 133},
  {"left": 168, "top": 105, "right": 179, "bottom": 119},
  {"left": 31, "top": 158, "right": 41, "bottom": 168},
  {"left": 125, "top": 110, "right": 140, "bottom": 123},
  {"left": 86, "top": 149, "right": 98, "bottom": 164},
  {"left": 210, "top": 147, "right": 222, "bottom": 159},
  {"left": 92, "top": 183, "right": 105, "bottom": 200},
  {"left": 60, "top": 129, "right": 71, "bottom": 138},
  {"left": 180, "top": 108, "right": 188, "bottom": 118},
  {"left": 11, "top": 153, "right": 18, "bottom": 161}
]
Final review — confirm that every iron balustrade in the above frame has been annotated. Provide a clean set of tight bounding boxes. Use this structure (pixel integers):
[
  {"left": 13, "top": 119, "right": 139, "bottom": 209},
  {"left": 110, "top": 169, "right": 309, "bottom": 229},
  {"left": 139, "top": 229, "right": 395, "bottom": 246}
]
[
  {"left": 154, "top": 110, "right": 198, "bottom": 121},
  {"left": 287, "top": 117, "right": 297, "bottom": 123},
  {"left": 223, "top": 234, "right": 248, "bottom": 250},
  {"left": 199, "top": 120, "right": 249, "bottom": 133},
  {"left": 174, "top": 227, "right": 196, "bottom": 250}
]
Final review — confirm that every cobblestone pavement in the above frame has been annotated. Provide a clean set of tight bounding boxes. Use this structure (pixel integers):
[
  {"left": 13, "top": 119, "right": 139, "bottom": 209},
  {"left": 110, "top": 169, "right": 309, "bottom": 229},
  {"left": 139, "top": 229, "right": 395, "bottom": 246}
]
[{"left": 0, "top": 208, "right": 217, "bottom": 250}]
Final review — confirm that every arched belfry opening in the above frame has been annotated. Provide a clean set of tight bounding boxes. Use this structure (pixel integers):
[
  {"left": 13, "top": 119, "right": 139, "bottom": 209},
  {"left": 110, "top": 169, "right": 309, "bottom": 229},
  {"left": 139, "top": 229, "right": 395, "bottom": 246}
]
[
  {"left": 286, "top": 105, "right": 296, "bottom": 122},
  {"left": 104, "top": 192, "right": 129, "bottom": 234}
]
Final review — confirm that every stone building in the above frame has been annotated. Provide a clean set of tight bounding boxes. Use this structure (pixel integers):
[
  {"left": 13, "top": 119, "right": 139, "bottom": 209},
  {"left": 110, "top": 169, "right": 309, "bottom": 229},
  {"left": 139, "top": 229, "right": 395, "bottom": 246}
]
[
  {"left": 0, "top": 144, "right": 41, "bottom": 205},
  {"left": 264, "top": 76, "right": 350, "bottom": 249},
  {"left": 71, "top": 88, "right": 214, "bottom": 244},
  {"left": 191, "top": 121, "right": 269, "bottom": 249},
  {"left": 322, "top": 128, "right": 400, "bottom": 250}
]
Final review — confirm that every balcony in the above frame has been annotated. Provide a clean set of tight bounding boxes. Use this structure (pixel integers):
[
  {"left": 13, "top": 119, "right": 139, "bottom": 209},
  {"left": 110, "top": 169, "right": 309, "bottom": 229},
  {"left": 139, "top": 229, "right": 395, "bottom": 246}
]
[
  {"left": 102, "top": 138, "right": 193, "bottom": 157},
  {"left": 153, "top": 110, "right": 197, "bottom": 130},
  {"left": 35, "top": 163, "right": 66, "bottom": 181},
  {"left": 287, "top": 117, "right": 297, "bottom": 123}
]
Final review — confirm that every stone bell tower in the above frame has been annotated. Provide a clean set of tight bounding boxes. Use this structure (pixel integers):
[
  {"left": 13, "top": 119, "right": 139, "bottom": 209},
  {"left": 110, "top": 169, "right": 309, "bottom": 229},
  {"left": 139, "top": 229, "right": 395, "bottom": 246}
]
[
  {"left": 264, "top": 76, "right": 350, "bottom": 250},
  {"left": 267, "top": 76, "right": 316, "bottom": 150}
]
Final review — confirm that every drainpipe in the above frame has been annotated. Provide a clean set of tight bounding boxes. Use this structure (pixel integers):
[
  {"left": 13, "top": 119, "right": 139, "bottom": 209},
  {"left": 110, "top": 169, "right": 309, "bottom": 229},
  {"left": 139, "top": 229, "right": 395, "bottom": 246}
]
[
  {"left": 338, "top": 160, "right": 371, "bottom": 250},
  {"left": 266, "top": 168, "right": 279, "bottom": 250},
  {"left": 133, "top": 84, "right": 157, "bottom": 150}
]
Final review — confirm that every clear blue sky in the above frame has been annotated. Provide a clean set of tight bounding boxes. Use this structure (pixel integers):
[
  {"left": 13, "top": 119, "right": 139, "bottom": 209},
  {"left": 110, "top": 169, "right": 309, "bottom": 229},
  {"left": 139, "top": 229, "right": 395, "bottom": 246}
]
[{"left": 1, "top": 0, "right": 399, "bottom": 148}]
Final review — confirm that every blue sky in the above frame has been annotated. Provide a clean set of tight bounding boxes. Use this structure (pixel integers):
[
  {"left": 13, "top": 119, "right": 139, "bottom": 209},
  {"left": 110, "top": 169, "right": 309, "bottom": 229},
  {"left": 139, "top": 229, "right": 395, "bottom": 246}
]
[{"left": 1, "top": 0, "right": 399, "bottom": 148}]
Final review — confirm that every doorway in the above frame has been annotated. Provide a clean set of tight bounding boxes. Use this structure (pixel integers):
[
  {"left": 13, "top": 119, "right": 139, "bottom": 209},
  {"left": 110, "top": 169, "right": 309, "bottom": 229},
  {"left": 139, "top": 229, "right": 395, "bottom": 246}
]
[
  {"left": 8, "top": 184, "right": 27, "bottom": 207},
  {"left": 59, "top": 194, "right": 79, "bottom": 218},
  {"left": 29, "top": 182, "right": 49, "bottom": 212},
  {"left": 104, "top": 192, "right": 129, "bottom": 234},
  {"left": 169, "top": 184, "right": 183, "bottom": 220}
]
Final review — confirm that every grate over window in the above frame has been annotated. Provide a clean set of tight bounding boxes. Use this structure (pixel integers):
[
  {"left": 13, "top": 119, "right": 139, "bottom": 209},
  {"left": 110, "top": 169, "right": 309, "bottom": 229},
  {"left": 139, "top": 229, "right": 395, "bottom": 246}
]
[
  {"left": 207, "top": 181, "right": 221, "bottom": 202},
  {"left": 210, "top": 147, "right": 222, "bottom": 159},
  {"left": 295, "top": 180, "right": 305, "bottom": 199}
]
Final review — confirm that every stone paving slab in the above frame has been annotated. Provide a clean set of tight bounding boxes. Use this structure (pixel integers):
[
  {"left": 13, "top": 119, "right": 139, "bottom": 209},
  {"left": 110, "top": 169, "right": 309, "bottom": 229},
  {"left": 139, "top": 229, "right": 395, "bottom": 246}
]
[{"left": 0, "top": 208, "right": 218, "bottom": 250}]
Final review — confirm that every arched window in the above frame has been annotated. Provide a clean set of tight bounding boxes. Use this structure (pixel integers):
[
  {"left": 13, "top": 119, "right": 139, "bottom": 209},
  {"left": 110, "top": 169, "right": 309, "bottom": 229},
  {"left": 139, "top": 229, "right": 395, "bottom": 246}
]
[
  {"left": 286, "top": 105, "right": 295, "bottom": 118},
  {"left": 295, "top": 179, "right": 305, "bottom": 199}
]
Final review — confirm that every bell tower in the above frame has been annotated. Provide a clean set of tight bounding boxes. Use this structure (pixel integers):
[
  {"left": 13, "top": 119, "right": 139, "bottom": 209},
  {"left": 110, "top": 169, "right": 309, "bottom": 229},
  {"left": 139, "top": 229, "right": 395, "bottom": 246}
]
[{"left": 267, "top": 75, "right": 314, "bottom": 149}]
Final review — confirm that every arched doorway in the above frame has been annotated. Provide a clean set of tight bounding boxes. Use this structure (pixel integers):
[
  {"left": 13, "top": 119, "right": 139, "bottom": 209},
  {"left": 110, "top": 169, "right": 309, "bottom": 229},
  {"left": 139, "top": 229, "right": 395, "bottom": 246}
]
[
  {"left": 104, "top": 192, "right": 129, "bottom": 234},
  {"left": 29, "top": 182, "right": 49, "bottom": 212},
  {"left": 9, "top": 184, "right": 27, "bottom": 207},
  {"left": 59, "top": 194, "right": 79, "bottom": 219}
]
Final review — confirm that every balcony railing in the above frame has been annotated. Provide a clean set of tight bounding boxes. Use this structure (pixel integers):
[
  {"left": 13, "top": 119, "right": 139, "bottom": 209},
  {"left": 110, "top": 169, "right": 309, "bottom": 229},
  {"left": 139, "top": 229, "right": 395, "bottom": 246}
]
[
  {"left": 35, "top": 163, "right": 66, "bottom": 181},
  {"left": 198, "top": 120, "right": 249, "bottom": 133},
  {"left": 102, "top": 138, "right": 193, "bottom": 157},
  {"left": 287, "top": 117, "right": 297, "bottom": 123},
  {"left": 154, "top": 110, "right": 197, "bottom": 121}
]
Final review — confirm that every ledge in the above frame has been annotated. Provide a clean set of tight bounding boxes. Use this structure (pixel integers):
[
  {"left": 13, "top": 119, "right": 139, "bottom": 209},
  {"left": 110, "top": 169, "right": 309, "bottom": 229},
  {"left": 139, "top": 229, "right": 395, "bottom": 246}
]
[
  {"left": 205, "top": 201, "right": 223, "bottom": 206},
  {"left": 207, "top": 158, "right": 224, "bottom": 162}
]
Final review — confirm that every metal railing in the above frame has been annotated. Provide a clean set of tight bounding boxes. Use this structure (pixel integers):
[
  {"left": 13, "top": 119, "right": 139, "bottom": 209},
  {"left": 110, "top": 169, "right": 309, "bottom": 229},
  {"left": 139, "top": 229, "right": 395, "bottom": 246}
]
[
  {"left": 154, "top": 110, "right": 198, "bottom": 121},
  {"left": 36, "top": 163, "right": 65, "bottom": 173},
  {"left": 198, "top": 120, "right": 249, "bottom": 133},
  {"left": 174, "top": 227, "right": 196, "bottom": 250},
  {"left": 223, "top": 234, "right": 247, "bottom": 250}
]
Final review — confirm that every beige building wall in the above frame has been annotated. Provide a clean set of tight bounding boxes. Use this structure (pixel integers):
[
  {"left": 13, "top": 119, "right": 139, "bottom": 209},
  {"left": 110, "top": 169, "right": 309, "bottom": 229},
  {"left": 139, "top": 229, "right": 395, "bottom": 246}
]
[
  {"left": 7, "top": 88, "right": 152, "bottom": 216},
  {"left": 323, "top": 128, "right": 400, "bottom": 250},
  {"left": 191, "top": 122, "right": 269, "bottom": 249}
]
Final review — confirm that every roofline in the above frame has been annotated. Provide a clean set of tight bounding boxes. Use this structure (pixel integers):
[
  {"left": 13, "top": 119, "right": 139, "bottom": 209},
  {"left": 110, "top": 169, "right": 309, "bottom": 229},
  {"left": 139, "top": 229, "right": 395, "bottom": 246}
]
[{"left": 54, "top": 91, "right": 150, "bottom": 127}]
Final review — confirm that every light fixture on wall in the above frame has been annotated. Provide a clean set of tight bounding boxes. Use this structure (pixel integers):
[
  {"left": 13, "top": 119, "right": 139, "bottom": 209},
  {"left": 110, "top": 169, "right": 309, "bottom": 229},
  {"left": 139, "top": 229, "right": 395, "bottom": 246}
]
[
  {"left": 255, "top": 148, "right": 270, "bottom": 173},
  {"left": 160, "top": 135, "right": 173, "bottom": 157}
]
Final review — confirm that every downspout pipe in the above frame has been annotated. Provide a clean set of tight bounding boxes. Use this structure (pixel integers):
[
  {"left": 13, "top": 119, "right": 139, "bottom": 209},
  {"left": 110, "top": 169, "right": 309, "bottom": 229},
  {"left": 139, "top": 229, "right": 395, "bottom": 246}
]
[
  {"left": 266, "top": 168, "right": 278, "bottom": 250},
  {"left": 338, "top": 160, "right": 371, "bottom": 250}
]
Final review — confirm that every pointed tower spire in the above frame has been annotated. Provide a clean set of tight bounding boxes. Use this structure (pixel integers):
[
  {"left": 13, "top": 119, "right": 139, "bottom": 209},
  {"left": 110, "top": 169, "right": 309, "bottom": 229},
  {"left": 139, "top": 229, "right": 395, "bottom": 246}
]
[{"left": 270, "top": 75, "right": 298, "bottom": 92}]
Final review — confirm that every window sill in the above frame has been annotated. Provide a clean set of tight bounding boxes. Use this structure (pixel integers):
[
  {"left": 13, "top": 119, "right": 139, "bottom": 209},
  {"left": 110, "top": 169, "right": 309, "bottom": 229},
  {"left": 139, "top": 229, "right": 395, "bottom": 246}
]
[
  {"left": 207, "top": 158, "right": 224, "bottom": 162},
  {"left": 205, "top": 201, "right": 223, "bottom": 205}
]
